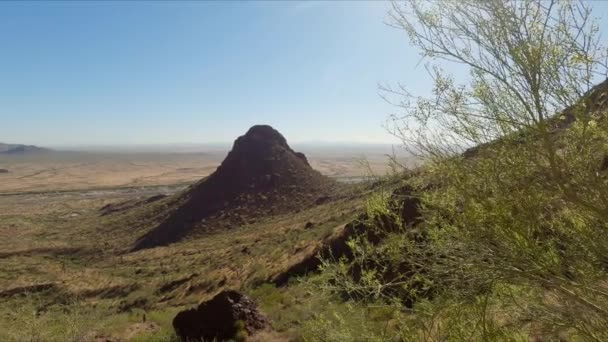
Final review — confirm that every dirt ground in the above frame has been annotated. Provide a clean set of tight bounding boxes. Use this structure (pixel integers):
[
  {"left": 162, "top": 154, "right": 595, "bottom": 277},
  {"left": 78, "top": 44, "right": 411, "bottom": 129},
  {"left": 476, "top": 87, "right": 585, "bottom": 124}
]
[{"left": 0, "top": 147, "right": 407, "bottom": 194}]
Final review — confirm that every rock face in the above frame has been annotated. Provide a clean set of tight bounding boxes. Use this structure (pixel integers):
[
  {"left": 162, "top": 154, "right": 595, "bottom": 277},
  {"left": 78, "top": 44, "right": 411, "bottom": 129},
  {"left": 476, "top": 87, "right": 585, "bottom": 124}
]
[
  {"left": 133, "top": 125, "right": 334, "bottom": 250},
  {"left": 173, "top": 290, "right": 269, "bottom": 342},
  {"left": 195, "top": 125, "right": 323, "bottom": 200}
]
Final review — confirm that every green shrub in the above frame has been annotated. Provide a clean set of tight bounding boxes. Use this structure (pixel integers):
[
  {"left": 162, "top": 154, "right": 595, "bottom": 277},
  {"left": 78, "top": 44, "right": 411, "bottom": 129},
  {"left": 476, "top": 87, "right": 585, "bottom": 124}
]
[
  {"left": 312, "top": 0, "right": 608, "bottom": 339},
  {"left": 234, "top": 320, "right": 248, "bottom": 342}
]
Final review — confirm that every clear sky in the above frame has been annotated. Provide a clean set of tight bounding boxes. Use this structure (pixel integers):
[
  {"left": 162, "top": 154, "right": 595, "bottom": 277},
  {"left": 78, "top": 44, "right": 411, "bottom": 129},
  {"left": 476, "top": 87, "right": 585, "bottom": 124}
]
[{"left": 1, "top": 1, "right": 607, "bottom": 147}]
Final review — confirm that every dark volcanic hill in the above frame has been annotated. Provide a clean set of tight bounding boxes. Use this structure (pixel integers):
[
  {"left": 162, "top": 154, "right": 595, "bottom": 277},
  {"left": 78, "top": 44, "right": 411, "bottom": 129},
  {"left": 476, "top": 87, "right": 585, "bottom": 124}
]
[
  {"left": 132, "top": 125, "right": 336, "bottom": 250},
  {"left": 0, "top": 143, "right": 49, "bottom": 155}
]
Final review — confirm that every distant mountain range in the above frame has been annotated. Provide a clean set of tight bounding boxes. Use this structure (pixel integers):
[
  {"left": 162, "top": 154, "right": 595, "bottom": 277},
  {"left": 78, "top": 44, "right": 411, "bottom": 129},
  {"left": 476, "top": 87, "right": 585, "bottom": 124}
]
[{"left": 0, "top": 143, "right": 49, "bottom": 154}]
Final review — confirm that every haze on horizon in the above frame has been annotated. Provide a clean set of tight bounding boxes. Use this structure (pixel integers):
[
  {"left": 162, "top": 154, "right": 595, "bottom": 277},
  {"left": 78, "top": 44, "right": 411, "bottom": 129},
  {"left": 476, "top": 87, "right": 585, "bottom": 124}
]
[
  {"left": 0, "top": 1, "right": 422, "bottom": 147},
  {"left": 5, "top": 1, "right": 608, "bottom": 148}
]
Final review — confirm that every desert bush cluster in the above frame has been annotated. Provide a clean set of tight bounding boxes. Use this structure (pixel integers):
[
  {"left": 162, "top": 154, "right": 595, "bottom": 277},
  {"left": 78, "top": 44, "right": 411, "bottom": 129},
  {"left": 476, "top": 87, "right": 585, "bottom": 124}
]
[{"left": 304, "top": 1, "right": 608, "bottom": 340}]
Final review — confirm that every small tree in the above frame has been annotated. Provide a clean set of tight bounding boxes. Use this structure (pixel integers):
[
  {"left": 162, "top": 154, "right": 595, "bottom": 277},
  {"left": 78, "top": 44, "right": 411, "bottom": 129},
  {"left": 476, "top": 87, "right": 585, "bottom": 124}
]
[
  {"left": 385, "top": 0, "right": 608, "bottom": 339},
  {"left": 314, "top": 1, "right": 608, "bottom": 340}
]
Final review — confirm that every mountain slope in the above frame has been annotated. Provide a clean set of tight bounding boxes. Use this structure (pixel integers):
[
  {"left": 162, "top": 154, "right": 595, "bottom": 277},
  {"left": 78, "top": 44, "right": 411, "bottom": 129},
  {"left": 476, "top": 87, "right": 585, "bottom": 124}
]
[
  {"left": 0, "top": 143, "right": 49, "bottom": 155},
  {"left": 132, "top": 125, "right": 338, "bottom": 250}
]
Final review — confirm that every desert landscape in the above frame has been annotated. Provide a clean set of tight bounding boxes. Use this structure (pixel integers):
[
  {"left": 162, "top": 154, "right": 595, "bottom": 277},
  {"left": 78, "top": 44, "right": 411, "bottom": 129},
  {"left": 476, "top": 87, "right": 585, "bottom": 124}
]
[
  {"left": 0, "top": 129, "right": 409, "bottom": 341},
  {"left": 0, "top": 146, "right": 402, "bottom": 194},
  {"left": 4, "top": 0, "right": 608, "bottom": 341}
]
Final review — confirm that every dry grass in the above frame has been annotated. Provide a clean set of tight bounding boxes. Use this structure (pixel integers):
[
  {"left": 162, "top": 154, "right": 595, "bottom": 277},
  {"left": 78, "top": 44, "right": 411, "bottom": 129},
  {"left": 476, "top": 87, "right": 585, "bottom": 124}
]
[{"left": 0, "top": 151, "right": 381, "bottom": 340}]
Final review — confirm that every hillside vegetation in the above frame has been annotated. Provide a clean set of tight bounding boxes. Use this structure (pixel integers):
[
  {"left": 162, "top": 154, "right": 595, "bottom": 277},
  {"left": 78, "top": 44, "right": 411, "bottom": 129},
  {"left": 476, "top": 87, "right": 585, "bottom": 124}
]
[
  {"left": 3, "top": 0, "right": 608, "bottom": 341},
  {"left": 301, "top": 0, "right": 608, "bottom": 341}
]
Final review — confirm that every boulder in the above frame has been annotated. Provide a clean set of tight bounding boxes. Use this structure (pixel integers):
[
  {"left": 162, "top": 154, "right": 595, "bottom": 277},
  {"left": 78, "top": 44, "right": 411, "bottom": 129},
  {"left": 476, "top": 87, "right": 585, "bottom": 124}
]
[{"left": 173, "top": 290, "right": 269, "bottom": 341}]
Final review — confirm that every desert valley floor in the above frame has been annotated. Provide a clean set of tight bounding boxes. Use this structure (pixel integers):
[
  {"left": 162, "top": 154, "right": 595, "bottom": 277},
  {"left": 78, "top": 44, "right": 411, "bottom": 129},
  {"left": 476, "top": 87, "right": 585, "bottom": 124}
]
[{"left": 0, "top": 143, "right": 407, "bottom": 341}]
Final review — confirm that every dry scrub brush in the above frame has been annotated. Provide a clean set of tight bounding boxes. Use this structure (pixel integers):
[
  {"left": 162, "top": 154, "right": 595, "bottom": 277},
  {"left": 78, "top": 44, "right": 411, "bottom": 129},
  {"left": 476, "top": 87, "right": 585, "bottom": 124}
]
[{"left": 310, "top": 0, "right": 608, "bottom": 340}]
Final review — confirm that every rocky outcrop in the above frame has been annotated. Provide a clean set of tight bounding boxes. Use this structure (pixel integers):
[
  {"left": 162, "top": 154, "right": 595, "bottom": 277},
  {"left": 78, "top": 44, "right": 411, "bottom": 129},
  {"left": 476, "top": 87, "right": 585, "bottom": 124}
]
[
  {"left": 173, "top": 290, "right": 269, "bottom": 342},
  {"left": 133, "top": 125, "right": 335, "bottom": 250}
]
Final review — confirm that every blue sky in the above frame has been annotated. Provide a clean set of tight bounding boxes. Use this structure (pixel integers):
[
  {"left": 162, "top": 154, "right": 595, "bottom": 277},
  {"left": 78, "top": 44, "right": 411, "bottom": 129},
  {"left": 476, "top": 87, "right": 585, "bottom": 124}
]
[
  {"left": 0, "top": 1, "right": 424, "bottom": 146},
  {"left": 1, "top": 1, "right": 607, "bottom": 147}
]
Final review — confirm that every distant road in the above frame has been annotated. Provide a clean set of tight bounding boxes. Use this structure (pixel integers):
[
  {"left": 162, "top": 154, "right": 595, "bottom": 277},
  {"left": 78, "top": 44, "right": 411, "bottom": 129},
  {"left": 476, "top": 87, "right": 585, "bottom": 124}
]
[
  {"left": 0, "top": 175, "right": 372, "bottom": 198},
  {"left": 0, "top": 183, "right": 189, "bottom": 198}
]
